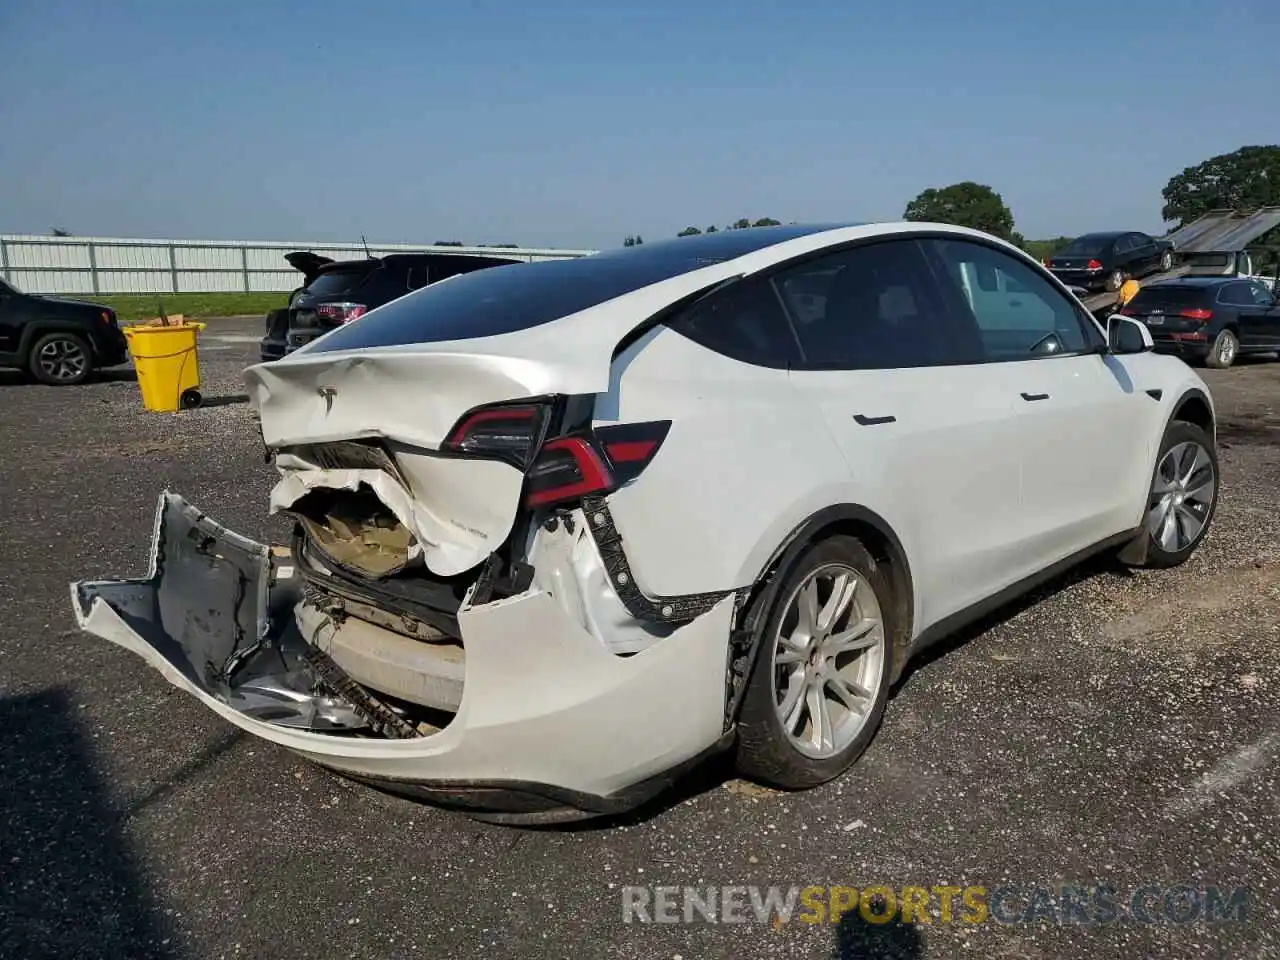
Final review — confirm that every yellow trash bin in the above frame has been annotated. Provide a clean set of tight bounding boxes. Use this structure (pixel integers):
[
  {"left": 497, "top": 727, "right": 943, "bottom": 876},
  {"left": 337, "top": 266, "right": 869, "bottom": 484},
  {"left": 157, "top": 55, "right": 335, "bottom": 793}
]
[{"left": 123, "top": 322, "right": 207, "bottom": 412}]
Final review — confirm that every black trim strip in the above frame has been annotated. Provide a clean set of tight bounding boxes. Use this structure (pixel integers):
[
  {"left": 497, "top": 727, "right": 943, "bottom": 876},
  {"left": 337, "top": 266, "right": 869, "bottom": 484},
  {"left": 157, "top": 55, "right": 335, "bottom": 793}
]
[
  {"left": 1146, "top": 388, "right": 1163, "bottom": 401},
  {"left": 853, "top": 413, "right": 896, "bottom": 425},
  {"left": 580, "top": 495, "right": 736, "bottom": 624}
]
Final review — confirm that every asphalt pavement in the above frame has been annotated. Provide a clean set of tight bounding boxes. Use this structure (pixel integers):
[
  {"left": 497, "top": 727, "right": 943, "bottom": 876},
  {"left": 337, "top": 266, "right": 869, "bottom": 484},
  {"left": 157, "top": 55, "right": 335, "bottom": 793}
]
[{"left": 1, "top": 317, "right": 1278, "bottom": 959}]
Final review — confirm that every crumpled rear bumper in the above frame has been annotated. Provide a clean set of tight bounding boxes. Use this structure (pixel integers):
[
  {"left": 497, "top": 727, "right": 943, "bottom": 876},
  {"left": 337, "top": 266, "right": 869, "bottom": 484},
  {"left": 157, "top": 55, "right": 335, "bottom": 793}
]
[{"left": 70, "top": 494, "right": 735, "bottom": 822}]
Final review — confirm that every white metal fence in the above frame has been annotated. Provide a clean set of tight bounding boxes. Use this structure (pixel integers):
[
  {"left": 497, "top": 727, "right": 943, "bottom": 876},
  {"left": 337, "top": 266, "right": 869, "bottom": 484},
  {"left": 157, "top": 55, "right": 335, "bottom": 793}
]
[{"left": 0, "top": 234, "right": 596, "bottom": 295}]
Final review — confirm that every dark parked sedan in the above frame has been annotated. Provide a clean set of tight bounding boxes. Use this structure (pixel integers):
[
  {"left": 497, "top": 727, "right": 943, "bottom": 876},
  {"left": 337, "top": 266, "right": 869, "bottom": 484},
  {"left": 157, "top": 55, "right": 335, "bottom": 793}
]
[
  {"left": 1117, "top": 276, "right": 1280, "bottom": 368},
  {"left": 1046, "top": 231, "right": 1175, "bottom": 292}
]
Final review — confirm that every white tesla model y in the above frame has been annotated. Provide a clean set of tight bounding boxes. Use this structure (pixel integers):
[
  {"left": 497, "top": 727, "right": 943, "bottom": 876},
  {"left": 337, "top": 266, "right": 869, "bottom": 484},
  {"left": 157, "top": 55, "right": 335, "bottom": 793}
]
[{"left": 72, "top": 223, "right": 1219, "bottom": 823}]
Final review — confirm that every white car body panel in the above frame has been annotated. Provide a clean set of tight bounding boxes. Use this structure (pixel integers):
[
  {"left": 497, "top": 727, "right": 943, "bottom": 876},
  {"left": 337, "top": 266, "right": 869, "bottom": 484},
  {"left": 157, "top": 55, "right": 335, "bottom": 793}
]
[{"left": 69, "top": 221, "right": 1219, "bottom": 820}]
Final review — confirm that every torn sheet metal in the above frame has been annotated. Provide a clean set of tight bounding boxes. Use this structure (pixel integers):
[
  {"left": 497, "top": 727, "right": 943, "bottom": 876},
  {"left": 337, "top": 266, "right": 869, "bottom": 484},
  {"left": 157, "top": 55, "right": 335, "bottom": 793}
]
[
  {"left": 270, "top": 448, "right": 524, "bottom": 578},
  {"left": 527, "top": 509, "right": 676, "bottom": 656},
  {"left": 70, "top": 493, "right": 368, "bottom": 732},
  {"left": 70, "top": 493, "right": 738, "bottom": 798}
]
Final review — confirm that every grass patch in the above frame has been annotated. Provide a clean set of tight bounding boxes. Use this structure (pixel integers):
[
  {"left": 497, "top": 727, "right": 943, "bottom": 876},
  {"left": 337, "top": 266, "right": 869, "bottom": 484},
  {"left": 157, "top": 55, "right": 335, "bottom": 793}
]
[{"left": 92, "top": 292, "right": 288, "bottom": 323}]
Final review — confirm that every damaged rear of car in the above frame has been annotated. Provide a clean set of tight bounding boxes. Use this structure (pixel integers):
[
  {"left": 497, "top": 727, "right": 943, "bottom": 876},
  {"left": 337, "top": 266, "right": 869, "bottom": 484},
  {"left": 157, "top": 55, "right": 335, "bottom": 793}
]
[{"left": 72, "top": 226, "right": 847, "bottom": 822}]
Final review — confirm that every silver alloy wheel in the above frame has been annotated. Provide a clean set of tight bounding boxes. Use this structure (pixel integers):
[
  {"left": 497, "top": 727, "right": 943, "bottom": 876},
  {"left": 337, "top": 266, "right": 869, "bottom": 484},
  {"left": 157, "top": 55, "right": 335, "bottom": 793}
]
[
  {"left": 770, "top": 563, "right": 886, "bottom": 759},
  {"left": 37, "top": 337, "right": 88, "bottom": 382},
  {"left": 1160, "top": 250, "right": 1173, "bottom": 271},
  {"left": 1216, "top": 332, "right": 1236, "bottom": 367},
  {"left": 1146, "top": 441, "right": 1215, "bottom": 553}
]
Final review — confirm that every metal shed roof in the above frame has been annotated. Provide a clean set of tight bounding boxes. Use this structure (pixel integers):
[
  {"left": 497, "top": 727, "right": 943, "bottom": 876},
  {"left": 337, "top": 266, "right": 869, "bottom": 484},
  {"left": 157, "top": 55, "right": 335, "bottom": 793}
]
[{"left": 1164, "top": 207, "right": 1280, "bottom": 253}]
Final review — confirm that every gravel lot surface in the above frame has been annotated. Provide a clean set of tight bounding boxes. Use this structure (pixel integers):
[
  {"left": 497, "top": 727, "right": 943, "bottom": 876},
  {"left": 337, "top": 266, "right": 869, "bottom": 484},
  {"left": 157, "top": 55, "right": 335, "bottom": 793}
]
[{"left": 1, "top": 318, "right": 1277, "bottom": 959}]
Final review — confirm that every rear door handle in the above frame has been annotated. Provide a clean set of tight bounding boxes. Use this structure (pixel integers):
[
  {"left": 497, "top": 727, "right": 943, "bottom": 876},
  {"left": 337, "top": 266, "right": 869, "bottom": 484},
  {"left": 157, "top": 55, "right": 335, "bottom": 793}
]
[
  {"left": 853, "top": 413, "right": 897, "bottom": 426},
  {"left": 1020, "top": 392, "right": 1050, "bottom": 402}
]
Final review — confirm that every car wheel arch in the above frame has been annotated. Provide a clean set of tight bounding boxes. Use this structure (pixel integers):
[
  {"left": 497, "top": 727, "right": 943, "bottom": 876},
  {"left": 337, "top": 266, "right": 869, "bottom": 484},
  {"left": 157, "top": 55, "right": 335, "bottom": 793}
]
[
  {"left": 18, "top": 319, "right": 99, "bottom": 359},
  {"left": 726, "top": 503, "right": 916, "bottom": 724},
  {"left": 1170, "top": 387, "right": 1215, "bottom": 444}
]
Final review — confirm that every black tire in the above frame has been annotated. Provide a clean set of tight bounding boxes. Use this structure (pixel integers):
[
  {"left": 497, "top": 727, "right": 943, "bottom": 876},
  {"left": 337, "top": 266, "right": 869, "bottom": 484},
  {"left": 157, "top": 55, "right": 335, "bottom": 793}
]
[
  {"left": 1138, "top": 421, "right": 1219, "bottom": 569},
  {"left": 1106, "top": 269, "right": 1125, "bottom": 292},
  {"left": 1204, "top": 328, "right": 1238, "bottom": 369},
  {"left": 180, "top": 388, "right": 202, "bottom": 409},
  {"left": 735, "top": 535, "right": 897, "bottom": 790},
  {"left": 1159, "top": 249, "right": 1174, "bottom": 273},
  {"left": 28, "top": 331, "right": 93, "bottom": 386}
]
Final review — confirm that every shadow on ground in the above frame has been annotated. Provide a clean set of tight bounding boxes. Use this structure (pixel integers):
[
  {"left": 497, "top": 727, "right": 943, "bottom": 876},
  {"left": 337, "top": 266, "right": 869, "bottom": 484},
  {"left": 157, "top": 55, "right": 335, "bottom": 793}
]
[
  {"left": 832, "top": 909, "right": 924, "bottom": 958},
  {"left": 0, "top": 688, "right": 183, "bottom": 959},
  {"left": 195, "top": 393, "right": 250, "bottom": 408}
]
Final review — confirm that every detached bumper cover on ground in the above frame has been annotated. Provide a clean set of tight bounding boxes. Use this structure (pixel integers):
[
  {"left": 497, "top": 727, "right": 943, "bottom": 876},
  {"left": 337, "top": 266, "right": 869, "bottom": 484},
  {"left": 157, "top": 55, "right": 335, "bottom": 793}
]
[{"left": 70, "top": 493, "right": 735, "bottom": 821}]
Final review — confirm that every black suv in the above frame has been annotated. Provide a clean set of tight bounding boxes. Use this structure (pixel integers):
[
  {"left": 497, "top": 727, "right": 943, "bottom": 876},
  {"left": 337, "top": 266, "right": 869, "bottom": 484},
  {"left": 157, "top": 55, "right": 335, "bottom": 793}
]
[
  {"left": 0, "top": 277, "right": 128, "bottom": 385},
  {"left": 1118, "top": 276, "right": 1280, "bottom": 368},
  {"left": 259, "top": 251, "right": 520, "bottom": 361}
]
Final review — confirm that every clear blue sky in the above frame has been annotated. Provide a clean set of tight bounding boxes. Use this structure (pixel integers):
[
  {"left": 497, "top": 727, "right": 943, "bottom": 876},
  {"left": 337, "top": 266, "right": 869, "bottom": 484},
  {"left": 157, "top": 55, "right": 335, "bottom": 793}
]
[{"left": 2, "top": 0, "right": 1276, "bottom": 250}]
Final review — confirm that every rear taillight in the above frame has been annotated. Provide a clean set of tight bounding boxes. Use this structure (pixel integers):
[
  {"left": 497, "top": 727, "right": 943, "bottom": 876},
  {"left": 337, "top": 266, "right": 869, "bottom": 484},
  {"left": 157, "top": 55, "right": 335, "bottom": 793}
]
[
  {"left": 524, "top": 421, "right": 671, "bottom": 509},
  {"left": 1117, "top": 307, "right": 1134, "bottom": 316},
  {"left": 443, "top": 402, "right": 672, "bottom": 509},
  {"left": 315, "top": 302, "right": 368, "bottom": 324},
  {"left": 1042, "top": 258, "right": 1051, "bottom": 268},
  {"left": 526, "top": 437, "right": 613, "bottom": 507},
  {"left": 442, "top": 402, "right": 549, "bottom": 468},
  {"left": 1086, "top": 259, "right": 1103, "bottom": 270},
  {"left": 1179, "top": 308, "right": 1213, "bottom": 322}
]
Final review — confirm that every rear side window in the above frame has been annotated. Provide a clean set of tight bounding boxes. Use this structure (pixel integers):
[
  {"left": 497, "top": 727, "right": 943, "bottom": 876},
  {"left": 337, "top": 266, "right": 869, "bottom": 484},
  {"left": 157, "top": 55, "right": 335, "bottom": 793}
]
[
  {"left": 772, "top": 239, "right": 972, "bottom": 369},
  {"left": 1217, "top": 283, "right": 1254, "bottom": 306},
  {"left": 667, "top": 278, "right": 801, "bottom": 367},
  {"left": 306, "top": 267, "right": 375, "bottom": 298}
]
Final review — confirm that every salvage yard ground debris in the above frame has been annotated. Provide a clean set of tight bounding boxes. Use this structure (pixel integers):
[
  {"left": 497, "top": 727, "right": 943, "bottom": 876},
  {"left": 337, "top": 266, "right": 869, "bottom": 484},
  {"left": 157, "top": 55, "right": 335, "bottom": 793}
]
[{"left": 1, "top": 316, "right": 1279, "bottom": 958}]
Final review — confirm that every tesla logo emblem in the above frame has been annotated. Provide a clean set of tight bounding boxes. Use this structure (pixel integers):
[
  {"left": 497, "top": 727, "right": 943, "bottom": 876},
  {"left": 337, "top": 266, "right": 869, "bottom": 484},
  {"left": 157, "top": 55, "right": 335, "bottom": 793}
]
[{"left": 318, "top": 387, "right": 337, "bottom": 413}]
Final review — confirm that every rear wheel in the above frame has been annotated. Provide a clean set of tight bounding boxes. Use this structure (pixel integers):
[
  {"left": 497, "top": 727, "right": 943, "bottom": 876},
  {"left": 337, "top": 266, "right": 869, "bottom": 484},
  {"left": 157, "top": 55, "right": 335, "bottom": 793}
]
[
  {"left": 735, "top": 536, "right": 894, "bottom": 790},
  {"left": 1159, "top": 249, "right": 1174, "bottom": 272},
  {"left": 1139, "top": 421, "right": 1218, "bottom": 568},
  {"left": 1205, "top": 328, "right": 1238, "bottom": 369},
  {"left": 28, "top": 332, "right": 92, "bottom": 385},
  {"left": 1107, "top": 268, "right": 1125, "bottom": 292}
]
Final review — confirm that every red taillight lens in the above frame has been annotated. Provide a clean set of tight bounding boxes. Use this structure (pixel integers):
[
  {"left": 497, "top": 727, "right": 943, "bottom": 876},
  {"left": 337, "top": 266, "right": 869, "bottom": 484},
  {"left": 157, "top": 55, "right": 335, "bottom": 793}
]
[
  {"left": 444, "top": 404, "right": 671, "bottom": 509},
  {"left": 1086, "top": 259, "right": 1103, "bottom": 270},
  {"left": 1042, "top": 258, "right": 1051, "bottom": 268},
  {"left": 315, "top": 302, "right": 368, "bottom": 324},
  {"left": 526, "top": 437, "right": 614, "bottom": 507},
  {"left": 442, "top": 402, "right": 548, "bottom": 468},
  {"left": 1179, "top": 308, "right": 1213, "bottom": 322},
  {"left": 524, "top": 421, "right": 671, "bottom": 508}
]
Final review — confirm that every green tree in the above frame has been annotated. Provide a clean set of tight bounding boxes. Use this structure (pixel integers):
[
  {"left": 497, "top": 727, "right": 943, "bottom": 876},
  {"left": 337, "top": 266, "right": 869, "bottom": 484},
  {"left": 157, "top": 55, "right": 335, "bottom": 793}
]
[
  {"left": 705, "top": 225, "right": 718, "bottom": 233},
  {"left": 677, "top": 226, "right": 702, "bottom": 237},
  {"left": 903, "top": 182, "right": 1018, "bottom": 242},
  {"left": 729, "top": 218, "right": 753, "bottom": 230},
  {"left": 752, "top": 217, "right": 781, "bottom": 227},
  {"left": 1161, "top": 145, "right": 1280, "bottom": 227},
  {"left": 623, "top": 235, "right": 645, "bottom": 247}
]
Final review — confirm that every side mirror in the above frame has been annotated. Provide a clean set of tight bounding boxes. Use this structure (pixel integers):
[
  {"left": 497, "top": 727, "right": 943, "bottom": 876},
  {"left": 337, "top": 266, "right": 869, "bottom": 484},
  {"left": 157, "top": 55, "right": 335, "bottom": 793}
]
[{"left": 1107, "top": 315, "right": 1153, "bottom": 355}]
